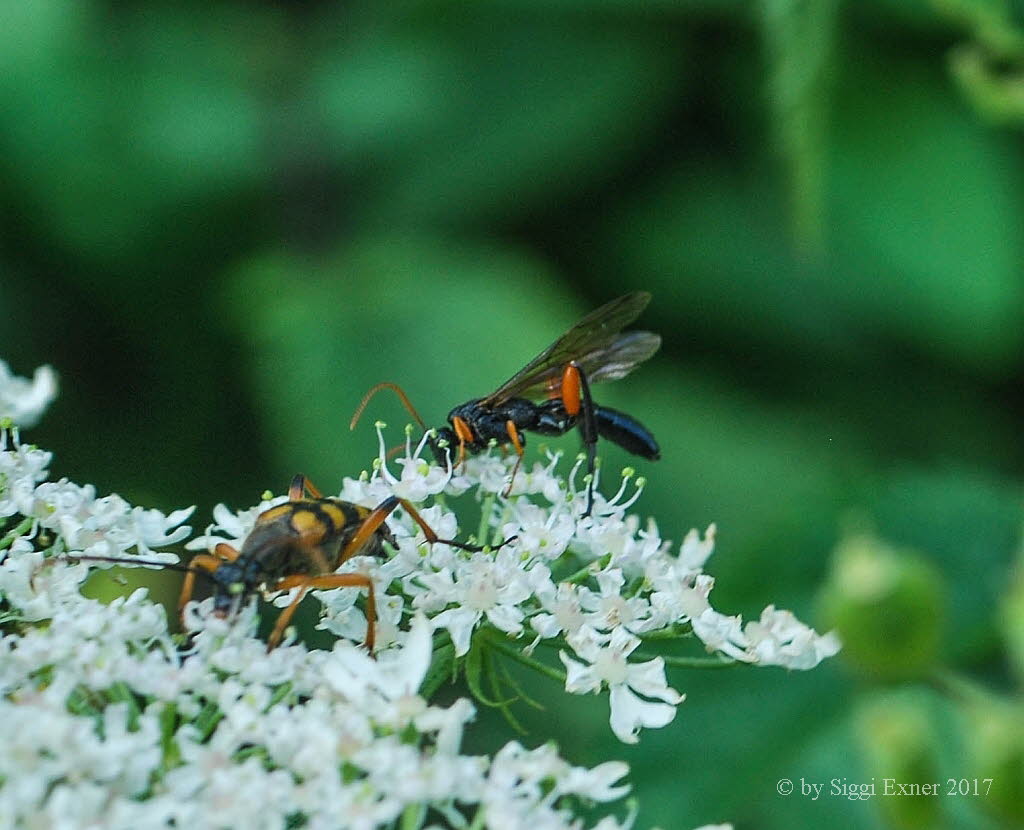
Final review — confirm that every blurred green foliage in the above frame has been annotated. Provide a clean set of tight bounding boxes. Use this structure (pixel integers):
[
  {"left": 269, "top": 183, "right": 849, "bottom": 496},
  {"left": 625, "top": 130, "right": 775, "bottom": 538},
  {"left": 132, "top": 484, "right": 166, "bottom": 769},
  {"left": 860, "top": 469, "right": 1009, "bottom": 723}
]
[{"left": 3, "top": 0, "right": 1024, "bottom": 827}]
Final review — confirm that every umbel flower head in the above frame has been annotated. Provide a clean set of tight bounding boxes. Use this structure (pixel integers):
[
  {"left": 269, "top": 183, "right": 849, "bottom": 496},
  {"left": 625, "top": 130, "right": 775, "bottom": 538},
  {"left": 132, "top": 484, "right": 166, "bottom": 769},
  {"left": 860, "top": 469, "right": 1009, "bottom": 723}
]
[
  {"left": 190, "top": 421, "right": 839, "bottom": 743},
  {"left": 0, "top": 361, "right": 835, "bottom": 829}
]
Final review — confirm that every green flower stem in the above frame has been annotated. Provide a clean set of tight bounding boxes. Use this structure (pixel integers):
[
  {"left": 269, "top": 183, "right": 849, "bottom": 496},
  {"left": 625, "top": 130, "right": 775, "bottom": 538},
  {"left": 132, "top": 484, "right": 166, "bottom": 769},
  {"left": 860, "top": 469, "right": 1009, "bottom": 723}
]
[
  {"left": 483, "top": 631, "right": 567, "bottom": 685},
  {"left": 467, "top": 807, "right": 486, "bottom": 830},
  {"left": 528, "top": 632, "right": 735, "bottom": 668},
  {"left": 194, "top": 701, "right": 223, "bottom": 740},
  {"left": 0, "top": 517, "right": 34, "bottom": 550},
  {"left": 400, "top": 804, "right": 427, "bottom": 830},
  {"left": 930, "top": 668, "right": 1002, "bottom": 707},
  {"left": 559, "top": 554, "right": 611, "bottom": 585},
  {"left": 638, "top": 625, "right": 692, "bottom": 641},
  {"left": 476, "top": 491, "right": 496, "bottom": 548},
  {"left": 638, "top": 653, "right": 738, "bottom": 669}
]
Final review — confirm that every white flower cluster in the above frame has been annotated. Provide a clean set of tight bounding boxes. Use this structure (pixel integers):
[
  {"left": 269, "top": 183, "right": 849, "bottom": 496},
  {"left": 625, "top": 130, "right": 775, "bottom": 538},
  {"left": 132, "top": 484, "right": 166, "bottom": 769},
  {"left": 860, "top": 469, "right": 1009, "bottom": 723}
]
[
  {"left": 193, "top": 424, "right": 840, "bottom": 745},
  {"left": 0, "top": 361, "right": 832, "bottom": 830},
  {"left": 0, "top": 426, "right": 639, "bottom": 830}
]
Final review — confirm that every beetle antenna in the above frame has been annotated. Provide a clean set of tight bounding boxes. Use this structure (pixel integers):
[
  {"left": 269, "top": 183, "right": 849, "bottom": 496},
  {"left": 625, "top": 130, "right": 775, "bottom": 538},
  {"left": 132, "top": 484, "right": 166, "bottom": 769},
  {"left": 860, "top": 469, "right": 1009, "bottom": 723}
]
[
  {"left": 350, "top": 382, "right": 428, "bottom": 431},
  {"left": 57, "top": 553, "right": 214, "bottom": 583}
]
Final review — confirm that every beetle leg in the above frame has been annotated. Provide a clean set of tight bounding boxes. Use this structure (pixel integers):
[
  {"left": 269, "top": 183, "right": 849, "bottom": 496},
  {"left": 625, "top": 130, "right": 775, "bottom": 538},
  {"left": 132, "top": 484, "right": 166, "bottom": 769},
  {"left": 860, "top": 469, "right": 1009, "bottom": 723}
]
[
  {"left": 337, "top": 496, "right": 516, "bottom": 564},
  {"left": 288, "top": 474, "right": 323, "bottom": 500},
  {"left": 267, "top": 572, "right": 376, "bottom": 652},
  {"left": 178, "top": 551, "right": 230, "bottom": 619}
]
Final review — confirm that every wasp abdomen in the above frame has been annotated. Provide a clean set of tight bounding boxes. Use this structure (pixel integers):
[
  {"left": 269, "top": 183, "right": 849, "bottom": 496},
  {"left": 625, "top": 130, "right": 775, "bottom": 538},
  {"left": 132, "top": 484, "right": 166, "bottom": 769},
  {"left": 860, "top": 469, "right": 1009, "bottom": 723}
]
[{"left": 593, "top": 405, "right": 660, "bottom": 460}]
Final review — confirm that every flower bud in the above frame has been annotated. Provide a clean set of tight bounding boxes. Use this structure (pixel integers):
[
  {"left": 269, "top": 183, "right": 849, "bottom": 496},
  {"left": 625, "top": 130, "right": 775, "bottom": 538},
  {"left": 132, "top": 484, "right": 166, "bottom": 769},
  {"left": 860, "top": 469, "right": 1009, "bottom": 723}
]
[
  {"left": 856, "top": 691, "right": 940, "bottom": 830},
  {"left": 965, "top": 700, "right": 1024, "bottom": 826},
  {"left": 1001, "top": 557, "right": 1024, "bottom": 685},
  {"left": 819, "top": 534, "right": 944, "bottom": 681}
]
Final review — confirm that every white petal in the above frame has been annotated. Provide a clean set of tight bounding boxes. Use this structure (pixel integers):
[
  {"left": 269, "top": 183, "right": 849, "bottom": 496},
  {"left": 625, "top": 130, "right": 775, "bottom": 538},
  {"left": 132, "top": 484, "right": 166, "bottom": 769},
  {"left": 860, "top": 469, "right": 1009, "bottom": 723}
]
[
  {"left": 608, "top": 684, "right": 678, "bottom": 744},
  {"left": 432, "top": 607, "right": 480, "bottom": 657},
  {"left": 626, "top": 657, "right": 684, "bottom": 705},
  {"left": 559, "top": 651, "right": 602, "bottom": 695}
]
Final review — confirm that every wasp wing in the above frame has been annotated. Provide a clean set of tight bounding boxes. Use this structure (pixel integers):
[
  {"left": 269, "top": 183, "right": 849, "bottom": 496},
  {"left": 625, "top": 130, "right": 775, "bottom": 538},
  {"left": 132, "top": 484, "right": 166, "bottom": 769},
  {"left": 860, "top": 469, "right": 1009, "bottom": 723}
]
[
  {"left": 481, "top": 292, "right": 656, "bottom": 404},
  {"left": 575, "top": 330, "right": 661, "bottom": 384}
]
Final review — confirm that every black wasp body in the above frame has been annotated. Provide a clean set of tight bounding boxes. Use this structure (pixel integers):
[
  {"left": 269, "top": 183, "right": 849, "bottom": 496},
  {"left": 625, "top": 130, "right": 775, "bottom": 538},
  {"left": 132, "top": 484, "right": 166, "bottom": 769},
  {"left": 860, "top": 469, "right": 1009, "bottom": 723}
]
[
  {"left": 438, "top": 397, "right": 659, "bottom": 463},
  {"left": 354, "top": 292, "right": 661, "bottom": 516}
]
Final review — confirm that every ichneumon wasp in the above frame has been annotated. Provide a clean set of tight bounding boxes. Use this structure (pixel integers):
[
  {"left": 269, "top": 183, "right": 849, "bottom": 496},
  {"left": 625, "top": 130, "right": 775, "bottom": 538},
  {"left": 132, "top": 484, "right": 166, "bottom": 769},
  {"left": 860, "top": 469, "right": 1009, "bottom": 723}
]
[
  {"left": 351, "top": 291, "right": 661, "bottom": 516},
  {"left": 59, "top": 474, "right": 514, "bottom": 652}
]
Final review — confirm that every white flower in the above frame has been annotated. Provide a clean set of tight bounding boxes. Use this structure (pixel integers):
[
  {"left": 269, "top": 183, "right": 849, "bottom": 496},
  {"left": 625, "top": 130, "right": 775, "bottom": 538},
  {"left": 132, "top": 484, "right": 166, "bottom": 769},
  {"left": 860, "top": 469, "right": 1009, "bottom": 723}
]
[
  {"left": 744, "top": 605, "right": 842, "bottom": 669},
  {"left": 531, "top": 580, "right": 586, "bottom": 640},
  {"left": 561, "top": 626, "right": 684, "bottom": 744},
  {"left": 578, "top": 567, "right": 655, "bottom": 634},
  {"left": 501, "top": 500, "right": 576, "bottom": 560},
  {"left": 0, "top": 361, "right": 57, "bottom": 428},
  {"left": 421, "top": 554, "right": 533, "bottom": 656}
]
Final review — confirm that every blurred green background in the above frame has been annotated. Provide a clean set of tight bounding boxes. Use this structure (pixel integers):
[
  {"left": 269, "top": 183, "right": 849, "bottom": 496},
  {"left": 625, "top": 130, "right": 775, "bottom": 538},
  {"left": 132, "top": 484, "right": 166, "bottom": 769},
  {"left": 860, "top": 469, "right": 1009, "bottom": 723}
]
[{"left": 3, "top": 0, "right": 1024, "bottom": 827}]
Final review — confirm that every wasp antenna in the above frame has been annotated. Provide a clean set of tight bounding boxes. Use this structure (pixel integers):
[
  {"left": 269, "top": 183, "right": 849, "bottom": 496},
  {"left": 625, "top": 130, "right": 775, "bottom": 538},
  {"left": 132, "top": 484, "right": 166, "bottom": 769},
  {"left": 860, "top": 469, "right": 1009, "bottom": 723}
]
[{"left": 350, "top": 382, "right": 428, "bottom": 432}]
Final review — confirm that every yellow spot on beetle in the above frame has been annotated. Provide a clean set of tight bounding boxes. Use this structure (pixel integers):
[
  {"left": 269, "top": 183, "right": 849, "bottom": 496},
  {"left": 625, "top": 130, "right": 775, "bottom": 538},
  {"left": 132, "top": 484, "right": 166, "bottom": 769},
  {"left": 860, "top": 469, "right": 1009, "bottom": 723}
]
[
  {"left": 290, "top": 508, "right": 326, "bottom": 536},
  {"left": 320, "top": 502, "right": 346, "bottom": 529},
  {"left": 260, "top": 505, "right": 293, "bottom": 523}
]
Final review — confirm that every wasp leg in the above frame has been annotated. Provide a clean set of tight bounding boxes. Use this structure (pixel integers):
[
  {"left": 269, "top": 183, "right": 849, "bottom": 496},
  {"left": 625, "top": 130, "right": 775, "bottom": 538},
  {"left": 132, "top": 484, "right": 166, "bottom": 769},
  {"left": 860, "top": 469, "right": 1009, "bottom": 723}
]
[
  {"left": 562, "top": 361, "right": 599, "bottom": 517},
  {"left": 288, "top": 474, "right": 323, "bottom": 500},
  {"left": 451, "top": 415, "right": 475, "bottom": 469},
  {"left": 267, "top": 572, "right": 376, "bottom": 652},
  {"left": 501, "top": 420, "right": 525, "bottom": 498},
  {"left": 178, "top": 550, "right": 233, "bottom": 620}
]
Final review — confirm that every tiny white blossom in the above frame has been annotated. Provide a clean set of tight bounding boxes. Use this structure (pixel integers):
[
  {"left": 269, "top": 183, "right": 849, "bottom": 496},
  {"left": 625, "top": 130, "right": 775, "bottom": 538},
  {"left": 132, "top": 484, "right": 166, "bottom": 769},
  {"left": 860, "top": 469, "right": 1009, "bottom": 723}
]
[
  {"left": 0, "top": 361, "right": 57, "bottom": 428},
  {"left": 561, "top": 626, "right": 684, "bottom": 744},
  {"left": 423, "top": 554, "right": 533, "bottom": 656}
]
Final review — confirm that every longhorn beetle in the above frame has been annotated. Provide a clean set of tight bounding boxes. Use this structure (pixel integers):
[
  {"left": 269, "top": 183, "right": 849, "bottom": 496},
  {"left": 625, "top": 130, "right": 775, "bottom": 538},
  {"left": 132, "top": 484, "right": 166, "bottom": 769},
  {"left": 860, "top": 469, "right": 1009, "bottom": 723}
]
[{"left": 60, "top": 474, "right": 514, "bottom": 652}]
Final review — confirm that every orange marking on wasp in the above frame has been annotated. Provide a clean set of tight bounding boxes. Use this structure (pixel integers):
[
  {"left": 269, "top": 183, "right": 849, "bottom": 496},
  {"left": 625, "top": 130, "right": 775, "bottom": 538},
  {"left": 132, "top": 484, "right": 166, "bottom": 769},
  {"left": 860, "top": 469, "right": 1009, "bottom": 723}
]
[{"left": 561, "top": 362, "right": 582, "bottom": 416}]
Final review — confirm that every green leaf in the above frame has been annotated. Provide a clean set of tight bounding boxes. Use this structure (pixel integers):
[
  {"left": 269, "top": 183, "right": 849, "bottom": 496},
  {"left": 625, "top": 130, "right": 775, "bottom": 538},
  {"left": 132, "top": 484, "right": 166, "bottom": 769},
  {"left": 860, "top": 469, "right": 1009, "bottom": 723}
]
[
  {"left": 420, "top": 641, "right": 456, "bottom": 700},
  {"left": 465, "top": 636, "right": 517, "bottom": 708}
]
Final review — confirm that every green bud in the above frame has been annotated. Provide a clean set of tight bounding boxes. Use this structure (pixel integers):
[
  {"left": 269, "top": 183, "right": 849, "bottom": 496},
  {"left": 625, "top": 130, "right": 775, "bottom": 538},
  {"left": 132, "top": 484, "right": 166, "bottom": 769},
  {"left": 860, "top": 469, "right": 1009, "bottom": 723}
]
[
  {"left": 965, "top": 701, "right": 1024, "bottom": 826},
  {"left": 856, "top": 691, "right": 941, "bottom": 830},
  {"left": 1001, "top": 557, "right": 1024, "bottom": 685},
  {"left": 819, "top": 534, "right": 944, "bottom": 681}
]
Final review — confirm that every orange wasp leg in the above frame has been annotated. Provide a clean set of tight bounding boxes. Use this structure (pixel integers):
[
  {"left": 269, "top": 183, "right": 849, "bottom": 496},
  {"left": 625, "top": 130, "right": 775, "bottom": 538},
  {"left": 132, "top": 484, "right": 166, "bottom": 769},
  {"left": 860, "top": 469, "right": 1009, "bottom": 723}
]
[
  {"left": 451, "top": 415, "right": 474, "bottom": 468},
  {"left": 267, "top": 572, "right": 377, "bottom": 652},
  {"left": 567, "top": 361, "right": 600, "bottom": 518},
  {"left": 501, "top": 420, "right": 525, "bottom": 498}
]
